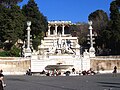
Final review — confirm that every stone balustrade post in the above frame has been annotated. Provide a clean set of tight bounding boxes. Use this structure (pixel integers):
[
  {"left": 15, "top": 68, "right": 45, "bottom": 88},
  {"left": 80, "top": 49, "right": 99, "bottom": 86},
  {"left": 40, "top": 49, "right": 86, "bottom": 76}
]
[
  {"left": 62, "top": 24, "right": 65, "bottom": 36},
  {"left": 55, "top": 24, "right": 58, "bottom": 35},
  {"left": 48, "top": 25, "right": 51, "bottom": 36}
]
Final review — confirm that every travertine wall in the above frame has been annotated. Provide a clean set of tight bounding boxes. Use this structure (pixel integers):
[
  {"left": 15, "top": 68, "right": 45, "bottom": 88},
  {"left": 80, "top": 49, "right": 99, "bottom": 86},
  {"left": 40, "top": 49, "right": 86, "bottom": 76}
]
[
  {"left": 90, "top": 56, "right": 120, "bottom": 72},
  {"left": 0, "top": 57, "right": 30, "bottom": 75},
  {"left": 0, "top": 56, "right": 120, "bottom": 75}
]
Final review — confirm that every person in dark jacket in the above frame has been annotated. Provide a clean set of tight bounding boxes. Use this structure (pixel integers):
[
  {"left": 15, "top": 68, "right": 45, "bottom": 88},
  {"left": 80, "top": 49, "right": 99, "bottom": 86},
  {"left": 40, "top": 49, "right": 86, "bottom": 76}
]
[
  {"left": 0, "top": 74, "right": 4, "bottom": 90},
  {"left": 113, "top": 66, "right": 117, "bottom": 77},
  {"left": 0, "top": 69, "right": 3, "bottom": 74}
]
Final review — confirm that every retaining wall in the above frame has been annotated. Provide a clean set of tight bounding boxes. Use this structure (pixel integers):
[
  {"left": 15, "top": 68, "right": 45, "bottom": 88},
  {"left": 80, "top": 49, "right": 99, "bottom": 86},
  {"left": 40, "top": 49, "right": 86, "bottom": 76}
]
[
  {"left": 0, "top": 56, "right": 120, "bottom": 75},
  {"left": 90, "top": 56, "right": 120, "bottom": 73},
  {"left": 0, "top": 57, "right": 30, "bottom": 75}
]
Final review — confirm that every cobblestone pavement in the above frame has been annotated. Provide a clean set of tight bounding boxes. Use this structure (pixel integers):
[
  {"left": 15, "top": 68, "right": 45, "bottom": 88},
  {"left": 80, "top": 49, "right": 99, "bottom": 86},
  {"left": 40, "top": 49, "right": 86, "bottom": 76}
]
[{"left": 4, "top": 74, "right": 120, "bottom": 90}]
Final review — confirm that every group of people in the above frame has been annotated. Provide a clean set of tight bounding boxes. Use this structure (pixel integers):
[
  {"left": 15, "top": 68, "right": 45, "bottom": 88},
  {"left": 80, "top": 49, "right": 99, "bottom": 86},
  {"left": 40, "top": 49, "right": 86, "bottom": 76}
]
[
  {"left": 0, "top": 69, "right": 6, "bottom": 90},
  {"left": 81, "top": 68, "right": 96, "bottom": 75},
  {"left": 26, "top": 69, "right": 32, "bottom": 76}
]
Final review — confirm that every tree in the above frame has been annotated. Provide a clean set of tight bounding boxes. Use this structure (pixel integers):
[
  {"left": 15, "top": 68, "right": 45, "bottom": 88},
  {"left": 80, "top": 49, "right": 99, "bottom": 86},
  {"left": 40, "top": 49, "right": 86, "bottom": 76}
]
[
  {"left": 0, "top": 4, "right": 7, "bottom": 48},
  {"left": 78, "top": 23, "right": 89, "bottom": 46},
  {"left": 88, "top": 10, "right": 109, "bottom": 35},
  {"left": 2, "top": 5, "right": 25, "bottom": 50},
  {"left": 0, "top": 0, "right": 23, "bottom": 8},
  {"left": 109, "top": 0, "right": 120, "bottom": 54},
  {"left": 9, "top": 45, "right": 20, "bottom": 57},
  {"left": 0, "top": 2, "right": 25, "bottom": 51},
  {"left": 22, "top": 0, "right": 48, "bottom": 50}
]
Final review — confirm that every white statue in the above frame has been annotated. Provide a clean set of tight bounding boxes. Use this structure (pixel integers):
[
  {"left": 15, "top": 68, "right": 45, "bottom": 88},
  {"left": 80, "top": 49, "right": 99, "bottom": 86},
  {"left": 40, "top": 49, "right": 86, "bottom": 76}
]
[{"left": 57, "top": 35, "right": 62, "bottom": 48}]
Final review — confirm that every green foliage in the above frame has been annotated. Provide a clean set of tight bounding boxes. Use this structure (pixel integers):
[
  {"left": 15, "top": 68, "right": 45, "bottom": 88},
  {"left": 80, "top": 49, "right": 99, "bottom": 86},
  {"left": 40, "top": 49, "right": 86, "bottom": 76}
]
[
  {"left": 109, "top": 0, "right": 120, "bottom": 54},
  {"left": 9, "top": 45, "right": 20, "bottom": 57},
  {"left": 88, "top": 0, "right": 120, "bottom": 55},
  {"left": 0, "top": 4, "right": 8, "bottom": 43},
  {"left": 0, "top": 0, "right": 23, "bottom": 8},
  {"left": 0, "top": 5, "right": 26, "bottom": 50},
  {"left": 0, "top": 45, "right": 20, "bottom": 57},
  {"left": 0, "top": 0, "right": 48, "bottom": 56},
  {"left": 88, "top": 10, "right": 109, "bottom": 34},
  {"left": 0, "top": 51, "right": 10, "bottom": 57},
  {"left": 77, "top": 23, "right": 89, "bottom": 47},
  {"left": 70, "top": 23, "right": 89, "bottom": 47},
  {"left": 32, "top": 32, "right": 44, "bottom": 50},
  {"left": 9, "top": 5, "right": 26, "bottom": 41},
  {"left": 22, "top": 0, "right": 48, "bottom": 50}
]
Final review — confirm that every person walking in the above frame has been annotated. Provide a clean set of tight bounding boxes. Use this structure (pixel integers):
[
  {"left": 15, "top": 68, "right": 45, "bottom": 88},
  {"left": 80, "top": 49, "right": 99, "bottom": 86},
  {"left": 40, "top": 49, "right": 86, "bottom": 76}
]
[
  {"left": 0, "top": 69, "right": 3, "bottom": 74},
  {"left": 0, "top": 74, "right": 4, "bottom": 90},
  {"left": 113, "top": 66, "right": 117, "bottom": 77}
]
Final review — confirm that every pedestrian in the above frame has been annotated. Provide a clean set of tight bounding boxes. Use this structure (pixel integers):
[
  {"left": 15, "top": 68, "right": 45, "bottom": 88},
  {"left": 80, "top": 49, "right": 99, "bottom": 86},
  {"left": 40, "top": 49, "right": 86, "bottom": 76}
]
[
  {"left": 0, "top": 69, "right": 3, "bottom": 74},
  {"left": 0, "top": 74, "right": 4, "bottom": 90},
  {"left": 96, "top": 65, "right": 99, "bottom": 73},
  {"left": 72, "top": 68, "right": 75, "bottom": 74},
  {"left": 113, "top": 66, "right": 117, "bottom": 77}
]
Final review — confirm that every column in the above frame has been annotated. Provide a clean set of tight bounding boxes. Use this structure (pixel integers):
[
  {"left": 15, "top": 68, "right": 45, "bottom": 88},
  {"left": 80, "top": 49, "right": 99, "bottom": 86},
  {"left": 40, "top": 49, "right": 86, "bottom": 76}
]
[
  {"left": 89, "top": 25, "right": 93, "bottom": 47},
  {"left": 48, "top": 25, "right": 51, "bottom": 36},
  {"left": 88, "top": 21, "right": 95, "bottom": 57},
  {"left": 26, "top": 26, "right": 31, "bottom": 52},
  {"left": 27, "top": 28, "right": 30, "bottom": 49},
  {"left": 62, "top": 24, "right": 65, "bottom": 35},
  {"left": 55, "top": 24, "right": 58, "bottom": 35}
]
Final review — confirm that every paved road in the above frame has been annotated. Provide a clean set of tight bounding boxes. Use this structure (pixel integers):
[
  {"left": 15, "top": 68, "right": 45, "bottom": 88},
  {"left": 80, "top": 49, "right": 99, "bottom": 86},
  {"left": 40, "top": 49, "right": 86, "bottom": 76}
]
[{"left": 3, "top": 74, "right": 120, "bottom": 90}]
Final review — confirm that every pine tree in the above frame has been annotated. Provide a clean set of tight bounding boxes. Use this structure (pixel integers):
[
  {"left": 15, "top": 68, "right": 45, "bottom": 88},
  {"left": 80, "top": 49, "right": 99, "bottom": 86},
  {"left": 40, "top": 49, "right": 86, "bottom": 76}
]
[{"left": 109, "top": 0, "right": 120, "bottom": 54}]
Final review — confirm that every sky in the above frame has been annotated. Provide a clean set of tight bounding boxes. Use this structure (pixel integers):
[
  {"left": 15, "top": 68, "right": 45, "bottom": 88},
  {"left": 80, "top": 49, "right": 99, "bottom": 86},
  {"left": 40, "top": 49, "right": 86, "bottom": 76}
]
[{"left": 19, "top": 0, "right": 113, "bottom": 23}]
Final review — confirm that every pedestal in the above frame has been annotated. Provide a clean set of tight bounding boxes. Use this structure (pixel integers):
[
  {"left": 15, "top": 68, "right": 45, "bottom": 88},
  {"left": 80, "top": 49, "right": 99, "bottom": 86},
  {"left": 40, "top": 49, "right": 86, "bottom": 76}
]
[
  {"left": 24, "top": 48, "right": 31, "bottom": 57},
  {"left": 89, "top": 47, "right": 95, "bottom": 57}
]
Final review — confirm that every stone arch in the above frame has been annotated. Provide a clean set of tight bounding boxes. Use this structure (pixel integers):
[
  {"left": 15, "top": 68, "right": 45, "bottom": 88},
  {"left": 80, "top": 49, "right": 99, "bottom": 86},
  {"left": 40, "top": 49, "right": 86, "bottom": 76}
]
[
  {"left": 64, "top": 25, "right": 70, "bottom": 34},
  {"left": 57, "top": 25, "right": 62, "bottom": 34},
  {"left": 50, "top": 26, "right": 55, "bottom": 35}
]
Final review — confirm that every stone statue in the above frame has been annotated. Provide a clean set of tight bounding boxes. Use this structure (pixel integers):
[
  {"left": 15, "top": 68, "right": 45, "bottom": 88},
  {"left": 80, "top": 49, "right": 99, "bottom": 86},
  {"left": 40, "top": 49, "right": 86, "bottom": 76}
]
[{"left": 57, "top": 35, "right": 62, "bottom": 48}]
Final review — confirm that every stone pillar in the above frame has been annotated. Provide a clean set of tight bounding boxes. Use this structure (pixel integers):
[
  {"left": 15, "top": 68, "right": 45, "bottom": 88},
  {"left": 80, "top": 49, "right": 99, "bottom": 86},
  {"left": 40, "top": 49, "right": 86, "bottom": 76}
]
[
  {"left": 48, "top": 25, "right": 51, "bottom": 36},
  {"left": 62, "top": 24, "right": 65, "bottom": 35},
  {"left": 89, "top": 25, "right": 93, "bottom": 47},
  {"left": 55, "top": 24, "right": 58, "bottom": 35},
  {"left": 24, "top": 21, "right": 32, "bottom": 57},
  {"left": 26, "top": 21, "right": 31, "bottom": 52},
  {"left": 88, "top": 21, "right": 95, "bottom": 57}
]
